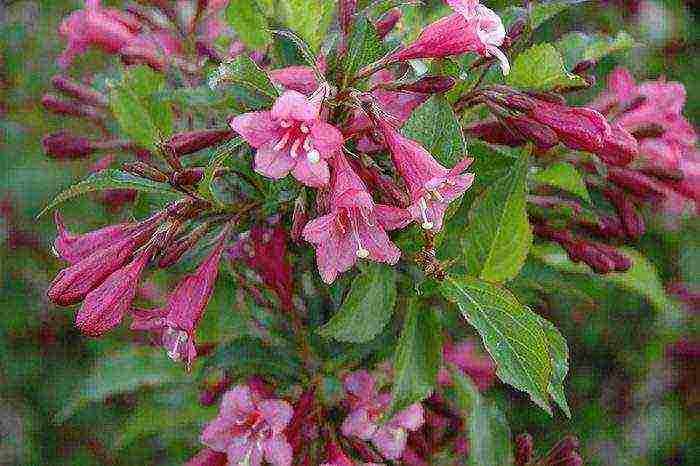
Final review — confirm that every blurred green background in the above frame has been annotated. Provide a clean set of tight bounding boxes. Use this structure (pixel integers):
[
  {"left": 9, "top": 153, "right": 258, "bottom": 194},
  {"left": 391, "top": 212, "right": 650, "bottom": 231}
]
[{"left": 0, "top": 1, "right": 697, "bottom": 465}]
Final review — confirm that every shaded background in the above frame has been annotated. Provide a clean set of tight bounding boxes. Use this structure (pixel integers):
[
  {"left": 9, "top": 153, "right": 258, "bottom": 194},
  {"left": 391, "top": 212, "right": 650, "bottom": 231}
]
[{"left": 0, "top": 1, "right": 697, "bottom": 465}]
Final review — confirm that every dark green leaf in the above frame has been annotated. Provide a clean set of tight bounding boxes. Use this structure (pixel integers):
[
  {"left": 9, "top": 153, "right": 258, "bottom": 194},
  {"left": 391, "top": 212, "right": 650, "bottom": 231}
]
[
  {"left": 318, "top": 262, "right": 398, "bottom": 343},
  {"left": 387, "top": 300, "right": 442, "bottom": 417},
  {"left": 225, "top": 0, "right": 272, "bottom": 50},
  {"left": 507, "top": 43, "right": 587, "bottom": 91},
  {"left": 441, "top": 276, "right": 553, "bottom": 414},
  {"left": 461, "top": 146, "right": 532, "bottom": 283},
  {"left": 538, "top": 316, "right": 572, "bottom": 418},
  {"left": 198, "top": 137, "right": 244, "bottom": 204},
  {"left": 209, "top": 55, "right": 279, "bottom": 102},
  {"left": 532, "top": 161, "right": 591, "bottom": 202},
  {"left": 402, "top": 95, "right": 467, "bottom": 167},
  {"left": 278, "top": 0, "right": 336, "bottom": 51},
  {"left": 529, "top": 0, "right": 590, "bottom": 29},
  {"left": 451, "top": 369, "right": 515, "bottom": 466},
  {"left": 556, "top": 31, "right": 636, "bottom": 68},
  {"left": 343, "top": 15, "right": 387, "bottom": 82},
  {"left": 38, "top": 169, "right": 176, "bottom": 218}
]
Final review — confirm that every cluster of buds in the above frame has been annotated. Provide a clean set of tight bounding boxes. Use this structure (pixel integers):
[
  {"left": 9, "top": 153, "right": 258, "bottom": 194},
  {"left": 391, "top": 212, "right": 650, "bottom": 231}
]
[{"left": 515, "top": 433, "right": 583, "bottom": 466}]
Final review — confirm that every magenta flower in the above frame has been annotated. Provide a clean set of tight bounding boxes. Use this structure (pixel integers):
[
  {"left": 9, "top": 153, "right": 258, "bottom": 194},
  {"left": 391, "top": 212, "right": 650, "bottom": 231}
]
[
  {"left": 437, "top": 340, "right": 496, "bottom": 391},
  {"left": 376, "top": 119, "right": 474, "bottom": 231},
  {"left": 269, "top": 66, "right": 320, "bottom": 95},
  {"left": 201, "top": 385, "right": 293, "bottom": 466},
  {"left": 302, "top": 153, "right": 411, "bottom": 284},
  {"left": 387, "top": 0, "right": 509, "bottom": 75},
  {"left": 230, "top": 90, "right": 344, "bottom": 187},
  {"left": 53, "top": 212, "right": 131, "bottom": 264},
  {"left": 341, "top": 370, "right": 424, "bottom": 460}
]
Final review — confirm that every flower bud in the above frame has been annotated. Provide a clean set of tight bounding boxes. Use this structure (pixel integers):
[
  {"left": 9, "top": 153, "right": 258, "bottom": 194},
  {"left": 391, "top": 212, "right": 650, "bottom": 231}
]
[
  {"left": 165, "top": 128, "right": 234, "bottom": 157},
  {"left": 339, "top": 0, "right": 357, "bottom": 36},
  {"left": 578, "top": 215, "right": 626, "bottom": 239},
  {"left": 594, "top": 123, "right": 638, "bottom": 166},
  {"left": 122, "top": 161, "right": 169, "bottom": 183},
  {"left": 464, "top": 119, "right": 525, "bottom": 147},
  {"left": 43, "top": 131, "right": 96, "bottom": 159},
  {"left": 394, "top": 76, "right": 456, "bottom": 95},
  {"left": 567, "top": 241, "right": 616, "bottom": 273},
  {"left": 606, "top": 167, "right": 665, "bottom": 199},
  {"left": 572, "top": 59, "right": 596, "bottom": 75},
  {"left": 199, "top": 375, "right": 231, "bottom": 406},
  {"left": 171, "top": 167, "right": 205, "bottom": 186},
  {"left": 158, "top": 222, "right": 209, "bottom": 268},
  {"left": 541, "top": 435, "right": 581, "bottom": 466},
  {"left": 603, "top": 187, "right": 645, "bottom": 239},
  {"left": 514, "top": 433, "right": 533, "bottom": 466},
  {"left": 53, "top": 211, "right": 132, "bottom": 263},
  {"left": 51, "top": 75, "right": 108, "bottom": 107},
  {"left": 591, "top": 243, "right": 632, "bottom": 272},
  {"left": 290, "top": 192, "right": 308, "bottom": 243},
  {"left": 376, "top": 9, "right": 403, "bottom": 39},
  {"left": 41, "top": 94, "right": 103, "bottom": 121},
  {"left": 503, "top": 114, "right": 559, "bottom": 149},
  {"left": 184, "top": 449, "right": 227, "bottom": 466}
]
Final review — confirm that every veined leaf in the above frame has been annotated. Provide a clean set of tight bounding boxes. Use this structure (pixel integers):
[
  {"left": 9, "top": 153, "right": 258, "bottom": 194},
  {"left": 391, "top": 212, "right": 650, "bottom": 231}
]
[
  {"left": 532, "top": 162, "right": 591, "bottom": 202},
  {"left": 529, "top": 0, "right": 590, "bottom": 29},
  {"left": 461, "top": 146, "right": 532, "bottom": 283},
  {"left": 343, "top": 15, "right": 387, "bottom": 82},
  {"left": 225, "top": 0, "right": 272, "bottom": 50},
  {"left": 38, "top": 169, "right": 175, "bottom": 218},
  {"left": 441, "top": 276, "right": 553, "bottom": 414},
  {"left": 507, "top": 43, "right": 587, "bottom": 91},
  {"left": 209, "top": 55, "right": 279, "bottom": 101},
  {"left": 319, "top": 263, "right": 398, "bottom": 343},
  {"left": 538, "top": 315, "right": 572, "bottom": 418},
  {"left": 278, "top": 0, "right": 336, "bottom": 51},
  {"left": 402, "top": 95, "right": 467, "bottom": 167},
  {"left": 387, "top": 299, "right": 442, "bottom": 417}
]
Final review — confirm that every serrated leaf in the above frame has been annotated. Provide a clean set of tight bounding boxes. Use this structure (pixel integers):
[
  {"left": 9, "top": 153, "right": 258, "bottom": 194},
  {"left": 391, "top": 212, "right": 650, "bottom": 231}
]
[
  {"left": 440, "top": 276, "right": 553, "bottom": 414},
  {"left": 271, "top": 29, "right": 321, "bottom": 73},
  {"left": 38, "top": 169, "right": 176, "bottom": 218},
  {"left": 532, "top": 162, "right": 591, "bottom": 202},
  {"left": 537, "top": 316, "right": 571, "bottom": 418},
  {"left": 225, "top": 0, "right": 272, "bottom": 50},
  {"left": 343, "top": 15, "right": 387, "bottom": 82},
  {"left": 210, "top": 55, "right": 279, "bottom": 101},
  {"left": 278, "top": 0, "right": 335, "bottom": 51},
  {"left": 461, "top": 146, "right": 532, "bottom": 283},
  {"left": 109, "top": 65, "right": 174, "bottom": 150},
  {"left": 401, "top": 95, "right": 467, "bottom": 167},
  {"left": 451, "top": 369, "right": 515, "bottom": 466},
  {"left": 55, "top": 347, "right": 184, "bottom": 424},
  {"left": 318, "top": 263, "right": 398, "bottom": 343},
  {"left": 556, "top": 31, "right": 636, "bottom": 68},
  {"left": 387, "top": 300, "right": 442, "bottom": 417},
  {"left": 507, "top": 43, "right": 587, "bottom": 91},
  {"left": 529, "top": 0, "right": 590, "bottom": 29}
]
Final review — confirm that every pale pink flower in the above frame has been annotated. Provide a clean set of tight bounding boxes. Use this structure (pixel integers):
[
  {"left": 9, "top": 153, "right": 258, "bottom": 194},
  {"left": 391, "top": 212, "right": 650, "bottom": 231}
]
[
  {"left": 387, "top": 0, "right": 509, "bottom": 75},
  {"left": 437, "top": 340, "right": 496, "bottom": 391},
  {"left": 201, "top": 385, "right": 293, "bottom": 466},
  {"left": 230, "top": 90, "right": 343, "bottom": 187},
  {"left": 341, "top": 371, "right": 424, "bottom": 461},
  {"left": 376, "top": 119, "right": 474, "bottom": 231},
  {"left": 302, "top": 153, "right": 411, "bottom": 284}
]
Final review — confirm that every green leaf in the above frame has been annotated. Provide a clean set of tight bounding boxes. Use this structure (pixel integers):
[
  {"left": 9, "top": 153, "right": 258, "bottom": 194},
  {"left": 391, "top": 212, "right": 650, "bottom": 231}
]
[
  {"left": 529, "top": 0, "right": 590, "bottom": 29},
  {"left": 531, "top": 243, "right": 680, "bottom": 314},
  {"left": 342, "top": 15, "right": 387, "bottom": 82},
  {"left": 507, "top": 43, "right": 587, "bottom": 91},
  {"left": 198, "top": 137, "right": 244, "bottom": 203},
  {"left": 318, "top": 263, "right": 398, "bottom": 343},
  {"left": 556, "top": 31, "right": 636, "bottom": 68},
  {"left": 387, "top": 300, "right": 442, "bottom": 417},
  {"left": 225, "top": 0, "right": 272, "bottom": 50},
  {"left": 55, "top": 347, "right": 184, "bottom": 424},
  {"left": 538, "top": 316, "right": 572, "bottom": 418},
  {"left": 401, "top": 95, "right": 467, "bottom": 167},
  {"left": 532, "top": 162, "right": 591, "bottom": 202},
  {"left": 461, "top": 146, "right": 532, "bottom": 283},
  {"left": 278, "top": 0, "right": 336, "bottom": 51},
  {"left": 440, "top": 276, "right": 553, "bottom": 414},
  {"left": 209, "top": 55, "right": 279, "bottom": 101},
  {"left": 38, "top": 169, "right": 176, "bottom": 218},
  {"left": 451, "top": 369, "right": 515, "bottom": 466},
  {"left": 109, "top": 65, "right": 174, "bottom": 150}
]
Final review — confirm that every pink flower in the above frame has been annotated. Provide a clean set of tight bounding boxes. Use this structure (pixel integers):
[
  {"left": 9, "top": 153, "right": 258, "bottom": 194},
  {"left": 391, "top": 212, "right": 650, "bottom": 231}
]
[
  {"left": 341, "top": 371, "right": 424, "bottom": 461},
  {"left": 75, "top": 245, "right": 153, "bottom": 336},
  {"left": 229, "top": 89, "right": 343, "bottom": 187},
  {"left": 437, "top": 340, "right": 496, "bottom": 391},
  {"left": 53, "top": 212, "right": 131, "bottom": 263},
  {"left": 201, "top": 385, "right": 293, "bottom": 466},
  {"left": 376, "top": 119, "right": 474, "bottom": 231},
  {"left": 185, "top": 448, "right": 227, "bottom": 466},
  {"left": 302, "top": 153, "right": 411, "bottom": 284},
  {"left": 57, "top": 0, "right": 140, "bottom": 68},
  {"left": 269, "top": 66, "right": 319, "bottom": 94},
  {"left": 387, "top": 0, "right": 509, "bottom": 75}
]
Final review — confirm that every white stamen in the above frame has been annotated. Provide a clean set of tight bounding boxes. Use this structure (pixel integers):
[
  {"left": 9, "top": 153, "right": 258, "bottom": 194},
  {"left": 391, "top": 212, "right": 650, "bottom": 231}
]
[
  {"left": 303, "top": 137, "right": 313, "bottom": 151},
  {"left": 290, "top": 137, "right": 303, "bottom": 159},
  {"left": 348, "top": 210, "right": 370, "bottom": 258},
  {"left": 307, "top": 149, "right": 320, "bottom": 164},
  {"left": 419, "top": 198, "right": 434, "bottom": 230},
  {"left": 356, "top": 247, "right": 370, "bottom": 258},
  {"left": 279, "top": 119, "right": 292, "bottom": 128},
  {"left": 273, "top": 131, "right": 292, "bottom": 151},
  {"left": 300, "top": 123, "right": 310, "bottom": 133},
  {"left": 165, "top": 328, "right": 189, "bottom": 361},
  {"left": 487, "top": 45, "right": 510, "bottom": 76}
]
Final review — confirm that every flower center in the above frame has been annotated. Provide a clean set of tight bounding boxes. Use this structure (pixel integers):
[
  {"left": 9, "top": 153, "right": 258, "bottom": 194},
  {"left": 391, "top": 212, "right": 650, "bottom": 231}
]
[
  {"left": 163, "top": 328, "right": 189, "bottom": 361},
  {"left": 418, "top": 197, "right": 434, "bottom": 230},
  {"left": 273, "top": 120, "right": 321, "bottom": 164},
  {"left": 337, "top": 207, "right": 372, "bottom": 258}
]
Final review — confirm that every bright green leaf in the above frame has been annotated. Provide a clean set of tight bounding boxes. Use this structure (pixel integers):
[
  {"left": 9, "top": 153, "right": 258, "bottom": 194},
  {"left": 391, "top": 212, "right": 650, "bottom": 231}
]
[
  {"left": 343, "top": 15, "right": 387, "bottom": 82},
  {"left": 538, "top": 316, "right": 572, "bottom": 418},
  {"left": 461, "top": 146, "right": 532, "bottom": 283},
  {"left": 529, "top": 0, "right": 590, "bottom": 29},
  {"left": 556, "top": 31, "right": 636, "bottom": 68},
  {"left": 38, "top": 169, "right": 176, "bottom": 218},
  {"left": 387, "top": 300, "right": 442, "bottom": 417},
  {"left": 451, "top": 369, "right": 515, "bottom": 466},
  {"left": 319, "top": 263, "right": 398, "bottom": 343},
  {"left": 440, "top": 276, "right": 553, "bottom": 414},
  {"left": 507, "top": 43, "right": 587, "bottom": 91},
  {"left": 402, "top": 95, "right": 467, "bottom": 167},
  {"left": 225, "top": 0, "right": 272, "bottom": 50},
  {"left": 532, "top": 162, "right": 591, "bottom": 202},
  {"left": 209, "top": 55, "right": 279, "bottom": 101},
  {"left": 278, "top": 0, "right": 335, "bottom": 51}
]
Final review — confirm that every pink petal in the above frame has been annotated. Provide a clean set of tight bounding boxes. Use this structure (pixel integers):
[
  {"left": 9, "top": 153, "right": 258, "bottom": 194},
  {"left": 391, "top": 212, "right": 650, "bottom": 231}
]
[
  {"left": 607, "top": 67, "right": 636, "bottom": 102},
  {"left": 309, "top": 122, "right": 344, "bottom": 156},
  {"left": 391, "top": 403, "right": 425, "bottom": 431},
  {"left": 341, "top": 407, "right": 377, "bottom": 440},
  {"left": 229, "top": 111, "right": 281, "bottom": 148},
  {"left": 371, "top": 425, "right": 408, "bottom": 460},
  {"left": 271, "top": 90, "right": 317, "bottom": 122},
  {"left": 254, "top": 143, "right": 296, "bottom": 179},
  {"left": 201, "top": 417, "right": 237, "bottom": 452},
  {"left": 263, "top": 436, "right": 293, "bottom": 466},
  {"left": 292, "top": 157, "right": 330, "bottom": 187},
  {"left": 374, "top": 205, "right": 413, "bottom": 231},
  {"left": 259, "top": 399, "right": 294, "bottom": 435},
  {"left": 221, "top": 385, "right": 255, "bottom": 415},
  {"left": 269, "top": 66, "right": 318, "bottom": 94},
  {"left": 302, "top": 214, "right": 336, "bottom": 243},
  {"left": 344, "top": 370, "right": 376, "bottom": 400},
  {"left": 358, "top": 222, "right": 401, "bottom": 265}
]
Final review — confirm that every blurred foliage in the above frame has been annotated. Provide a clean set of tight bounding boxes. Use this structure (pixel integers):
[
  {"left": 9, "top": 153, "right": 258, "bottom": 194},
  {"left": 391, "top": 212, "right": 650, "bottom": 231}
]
[{"left": 0, "top": 1, "right": 697, "bottom": 465}]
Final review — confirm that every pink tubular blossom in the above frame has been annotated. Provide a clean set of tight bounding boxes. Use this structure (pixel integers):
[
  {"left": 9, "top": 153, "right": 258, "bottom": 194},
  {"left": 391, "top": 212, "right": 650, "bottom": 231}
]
[
  {"left": 53, "top": 211, "right": 133, "bottom": 264},
  {"left": 375, "top": 119, "right": 474, "bottom": 231},
  {"left": 302, "top": 153, "right": 411, "bottom": 284},
  {"left": 230, "top": 89, "right": 343, "bottom": 187},
  {"left": 341, "top": 370, "right": 424, "bottom": 460},
  {"left": 387, "top": 0, "right": 509, "bottom": 75},
  {"left": 43, "top": 131, "right": 96, "bottom": 159},
  {"left": 201, "top": 385, "right": 293, "bottom": 466}
]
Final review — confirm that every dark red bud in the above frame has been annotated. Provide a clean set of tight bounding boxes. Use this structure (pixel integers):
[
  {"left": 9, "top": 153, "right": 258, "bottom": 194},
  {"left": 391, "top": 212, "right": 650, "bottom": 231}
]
[
  {"left": 464, "top": 119, "right": 526, "bottom": 147},
  {"left": 603, "top": 187, "right": 645, "bottom": 239},
  {"left": 524, "top": 91, "right": 568, "bottom": 106},
  {"left": 185, "top": 448, "right": 227, "bottom": 466},
  {"left": 290, "top": 193, "right": 308, "bottom": 243},
  {"left": 166, "top": 129, "right": 235, "bottom": 157},
  {"left": 339, "top": 0, "right": 358, "bottom": 36},
  {"left": 51, "top": 76, "right": 108, "bottom": 107},
  {"left": 594, "top": 123, "right": 638, "bottom": 167},
  {"left": 42, "top": 94, "right": 103, "bottom": 121},
  {"left": 376, "top": 9, "right": 403, "bottom": 39},
  {"left": 172, "top": 168, "right": 205, "bottom": 186},
  {"left": 607, "top": 167, "right": 665, "bottom": 199},
  {"left": 579, "top": 215, "right": 626, "bottom": 239},
  {"left": 504, "top": 115, "right": 560, "bottom": 150},
  {"left": 122, "top": 161, "right": 169, "bottom": 183},
  {"left": 571, "top": 59, "right": 597, "bottom": 75},
  {"left": 532, "top": 224, "right": 575, "bottom": 244},
  {"left": 43, "top": 131, "right": 96, "bottom": 159},
  {"left": 158, "top": 222, "right": 209, "bottom": 268},
  {"left": 396, "top": 76, "right": 456, "bottom": 94},
  {"left": 199, "top": 375, "right": 231, "bottom": 406},
  {"left": 515, "top": 433, "right": 534, "bottom": 466},
  {"left": 591, "top": 243, "right": 632, "bottom": 272}
]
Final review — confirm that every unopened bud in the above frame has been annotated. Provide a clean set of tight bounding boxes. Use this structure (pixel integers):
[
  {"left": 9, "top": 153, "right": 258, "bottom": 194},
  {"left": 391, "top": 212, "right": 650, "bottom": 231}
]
[
  {"left": 42, "top": 94, "right": 103, "bottom": 121},
  {"left": 199, "top": 375, "right": 231, "bottom": 406},
  {"left": 503, "top": 114, "right": 559, "bottom": 149},
  {"left": 464, "top": 119, "right": 525, "bottom": 147},
  {"left": 515, "top": 433, "right": 534, "bottom": 466},
  {"left": 395, "top": 76, "right": 456, "bottom": 94},
  {"left": 607, "top": 167, "right": 665, "bottom": 199},
  {"left": 339, "top": 0, "right": 358, "bottom": 36},
  {"left": 571, "top": 59, "right": 597, "bottom": 75},
  {"left": 43, "top": 131, "right": 96, "bottom": 159},
  {"left": 579, "top": 215, "right": 626, "bottom": 239},
  {"left": 159, "top": 222, "right": 209, "bottom": 268},
  {"left": 542, "top": 435, "right": 581, "bottom": 466},
  {"left": 591, "top": 243, "right": 632, "bottom": 272},
  {"left": 376, "top": 9, "right": 403, "bottom": 39},
  {"left": 603, "top": 187, "right": 645, "bottom": 239},
  {"left": 166, "top": 128, "right": 234, "bottom": 157},
  {"left": 594, "top": 123, "right": 638, "bottom": 167},
  {"left": 122, "top": 161, "right": 169, "bottom": 183},
  {"left": 291, "top": 193, "right": 308, "bottom": 243},
  {"left": 172, "top": 168, "right": 205, "bottom": 186},
  {"left": 51, "top": 75, "right": 108, "bottom": 107}
]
